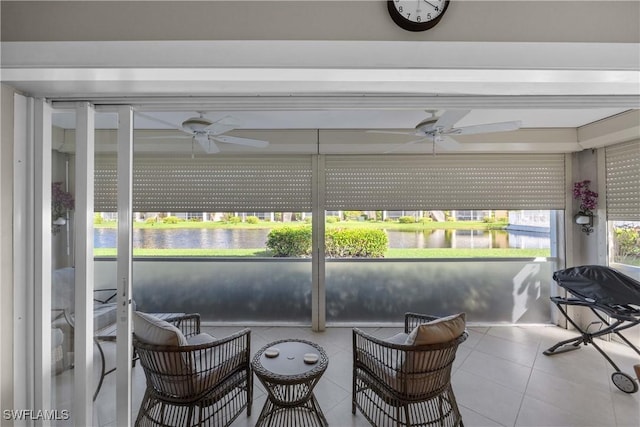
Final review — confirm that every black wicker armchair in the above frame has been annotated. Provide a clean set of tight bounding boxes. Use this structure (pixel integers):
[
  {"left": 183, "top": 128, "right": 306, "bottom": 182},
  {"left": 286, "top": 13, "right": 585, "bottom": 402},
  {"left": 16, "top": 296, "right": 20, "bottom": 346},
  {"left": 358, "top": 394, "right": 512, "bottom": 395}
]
[
  {"left": 133, "top": 313, "right": 252, "bottom": 427},
  {"left": 353, "top": 312, "right": 467, "bottom": 427}
]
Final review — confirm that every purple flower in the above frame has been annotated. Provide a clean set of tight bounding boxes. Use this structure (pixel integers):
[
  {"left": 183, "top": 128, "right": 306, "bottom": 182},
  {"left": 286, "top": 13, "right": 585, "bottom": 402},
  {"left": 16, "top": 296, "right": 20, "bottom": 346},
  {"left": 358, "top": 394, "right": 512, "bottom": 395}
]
[
  {"left": 52, "top": 182, "right": 74, "bottom": 217},
  {"left": 573, "top": 180, "right": 598, "bottom": 213}
]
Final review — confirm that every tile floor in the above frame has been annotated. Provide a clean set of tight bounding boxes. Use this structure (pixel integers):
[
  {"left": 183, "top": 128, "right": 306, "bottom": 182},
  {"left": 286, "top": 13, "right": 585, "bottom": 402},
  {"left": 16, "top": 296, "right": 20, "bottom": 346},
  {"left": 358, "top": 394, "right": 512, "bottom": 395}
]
[{"left": 54, "top": 324, "right": 640, "bottom": 426}]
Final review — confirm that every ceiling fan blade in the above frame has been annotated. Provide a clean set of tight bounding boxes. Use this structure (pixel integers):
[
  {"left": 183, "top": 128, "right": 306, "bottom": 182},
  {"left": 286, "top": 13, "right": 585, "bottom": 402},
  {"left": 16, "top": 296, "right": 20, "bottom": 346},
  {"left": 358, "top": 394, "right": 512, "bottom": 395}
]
[
  {"left": 195, "top": 135, "right": 220, "bottom": 154},
  {"left": 136, "top": 134, "right": 191, "bottom": 140},
  {"left": 213, "top": 135, "right": 269, "bottom": 148},
  {"left": 383, "top": 138, "right": 428, "bottom": 154},
  {"left": 434, "top": 110, "right": 471, "bottom": 131},
  {"left": 453, "top": 120, "right": 522, "bottom": 135},
  {"left": 434, "top": 135, "right": 461, "bottom": 149},
  {"left": 367, "top": 130, "right": 416, "bottom": 136},
  {"left": 135, "top": 111, "right": 184, "bottom": 131},
  {"left": 204, "top": 115, "right": 243, "bottom": 135}
]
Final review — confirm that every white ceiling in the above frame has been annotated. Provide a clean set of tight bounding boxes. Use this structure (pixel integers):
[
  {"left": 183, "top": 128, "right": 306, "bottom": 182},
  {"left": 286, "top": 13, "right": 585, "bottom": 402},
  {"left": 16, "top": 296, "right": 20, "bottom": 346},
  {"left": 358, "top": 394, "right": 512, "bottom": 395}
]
[
  {"left": 52, "top": 108, "right": 632, "bottom": 131},
  {"left": 4, "top": 40, "right": 639, "bottom": 152}
]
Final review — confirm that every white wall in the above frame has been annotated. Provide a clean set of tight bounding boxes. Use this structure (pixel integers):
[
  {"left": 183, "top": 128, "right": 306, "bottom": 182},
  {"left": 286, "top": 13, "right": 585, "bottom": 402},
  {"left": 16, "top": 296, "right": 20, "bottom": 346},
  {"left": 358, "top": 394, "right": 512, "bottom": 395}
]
[{"left": 2, "top": 1, "right": 639, "bottom": 43}]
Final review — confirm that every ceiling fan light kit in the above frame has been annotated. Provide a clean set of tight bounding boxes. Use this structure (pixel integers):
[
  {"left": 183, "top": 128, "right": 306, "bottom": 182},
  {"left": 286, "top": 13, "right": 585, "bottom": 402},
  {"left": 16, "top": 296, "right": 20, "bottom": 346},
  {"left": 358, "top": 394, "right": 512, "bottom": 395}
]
[{"left": 181, "top": 117, "right": 214, "bottom": 133}]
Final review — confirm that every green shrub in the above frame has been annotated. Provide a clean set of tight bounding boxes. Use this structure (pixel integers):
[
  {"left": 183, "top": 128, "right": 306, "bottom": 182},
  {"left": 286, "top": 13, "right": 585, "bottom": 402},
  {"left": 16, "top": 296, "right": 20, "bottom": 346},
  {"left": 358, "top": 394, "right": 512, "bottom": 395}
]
[
  {"left": 266, "top": 226, "right": 312, "bottom": 257},
  {"left": 326, "top": 216, "right": 340, "bottom": 223},
  {"left": 343, "top": 210, "right": 362, "bottom": 221},
  {"left": 188, "top": 217, "right": 202, "bottom": 222},
  {"left": 482, "top": 216, "right": 495, "bottom": 223},
  {"left": 145, "top": 216, "right": 158, "bottom": 224},
  {"left": 246, "top": 216, "right": 260, "bottom": 224},
  {"left": 613, "top": 227, "right": 640, "bottom": 259},
  {"left": 398, "top": 216, "right": 416, "bottom": 224},
  {"left": 162, "top": 216, "right": 180, "bottom": 224},
  {"left": 304, "top": 216, "right": 312, "bottom": 224},
  {"left": 266, "top": 226, "right": 388, "bottom": 258},
  {"left": 94, "top": 214, "right": 103, "bottom": 224},
  {"left": 325, "top": 228, "right": 388, "bottom": 258},
  {"left": 419, "top": 217, "right": 433, "bottom": 223},
  {"left": 446, "top": 217, "right": 456, "bottom": 221},
  {"left": 228, "top": 216, "right": 242, "bottom": 224}
]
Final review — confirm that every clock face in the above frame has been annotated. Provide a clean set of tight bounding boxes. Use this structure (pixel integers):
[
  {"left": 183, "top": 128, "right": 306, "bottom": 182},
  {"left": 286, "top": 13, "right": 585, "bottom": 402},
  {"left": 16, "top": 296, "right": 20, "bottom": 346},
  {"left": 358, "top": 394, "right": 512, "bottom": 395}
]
[{"left": 387, "top": 0, "right": 450, "bottom": 32}]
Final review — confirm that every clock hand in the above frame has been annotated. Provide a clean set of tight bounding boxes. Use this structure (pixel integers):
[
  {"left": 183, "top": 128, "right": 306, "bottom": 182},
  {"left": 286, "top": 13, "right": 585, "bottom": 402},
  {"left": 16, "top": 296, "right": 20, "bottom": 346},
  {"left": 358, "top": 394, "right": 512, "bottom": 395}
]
[{"left": 423, "top": 0, "right": 438, "bottom": 8}]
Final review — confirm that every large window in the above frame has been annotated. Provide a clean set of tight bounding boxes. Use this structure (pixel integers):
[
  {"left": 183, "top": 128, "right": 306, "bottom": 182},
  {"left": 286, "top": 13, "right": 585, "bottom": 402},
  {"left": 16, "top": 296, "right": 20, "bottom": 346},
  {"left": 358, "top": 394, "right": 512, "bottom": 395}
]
[
  {"left": 606, "top": 140, "right": 640, "bottom": 276},
  {"left": 90, "top": 148, "right": 566, "bottom": 325}
]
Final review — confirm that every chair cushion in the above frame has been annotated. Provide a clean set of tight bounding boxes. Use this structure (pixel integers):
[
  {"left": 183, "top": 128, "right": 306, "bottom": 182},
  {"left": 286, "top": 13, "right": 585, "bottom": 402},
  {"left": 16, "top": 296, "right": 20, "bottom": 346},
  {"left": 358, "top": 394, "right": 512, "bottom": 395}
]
[
  {"left": 133, "top": 311, "right": 188, "bottom": 346},
  {"left": 94, "top": 303, "right": 118, "bottom": 331},
  {"left": 383, "top": 332, "right": 410, "bottom": 345},
  {"left": 405, "top": 313, "right": 466, "bottom": 346},
  {"left": 186, "top": 333, "right": 216, "bottom": 346}
]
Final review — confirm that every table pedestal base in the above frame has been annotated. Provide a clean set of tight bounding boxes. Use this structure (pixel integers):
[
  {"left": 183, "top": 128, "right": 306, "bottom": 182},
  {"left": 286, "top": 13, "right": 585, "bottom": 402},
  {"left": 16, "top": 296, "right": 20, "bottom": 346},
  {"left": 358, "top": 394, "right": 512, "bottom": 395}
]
[{"left": 255, "top": 394, "right": 328, "bottom": 427}]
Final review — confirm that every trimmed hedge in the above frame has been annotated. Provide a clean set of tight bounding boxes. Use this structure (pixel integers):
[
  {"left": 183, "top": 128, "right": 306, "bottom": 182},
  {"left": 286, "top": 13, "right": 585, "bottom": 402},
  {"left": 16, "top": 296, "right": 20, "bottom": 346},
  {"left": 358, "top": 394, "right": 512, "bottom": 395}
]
[
  {"left": 266, "top": 226, "right": 388, "bottom": 258},
  {"left": 398, "top": 216, "right": 416, "bottom": 224},
  {"left": 246, "top": 216, "right": 260, "bottom": 224},
  {"left": 266, "top": 226, "right": 312, "bottom": 257},
  {"left": 326, "top": 228, "right": 388, "bottom": 258}
]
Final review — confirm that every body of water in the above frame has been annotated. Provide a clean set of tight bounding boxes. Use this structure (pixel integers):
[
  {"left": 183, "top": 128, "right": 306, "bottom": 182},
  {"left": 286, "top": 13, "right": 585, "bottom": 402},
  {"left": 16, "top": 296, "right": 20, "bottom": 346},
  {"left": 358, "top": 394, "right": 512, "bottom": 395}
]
[{"left": 94, "top": 228, "right": 549, "bottom": 250}]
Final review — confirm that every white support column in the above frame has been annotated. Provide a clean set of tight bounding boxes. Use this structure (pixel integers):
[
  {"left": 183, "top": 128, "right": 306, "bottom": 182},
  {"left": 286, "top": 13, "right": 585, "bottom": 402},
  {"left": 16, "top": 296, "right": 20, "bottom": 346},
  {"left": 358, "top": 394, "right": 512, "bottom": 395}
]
[
  {"left": 13, "top": 94, "right": 33, "bottom": 422},
  {"left": 116, "top": 106, "right": 134, "bottom": 427},
  {"left": 311, "top": 154, "right": 326, "bottom": 331},
  {"left": 34, "top": 98, "right": 52, "bottom": 425},
  {"left": 595, "top": 148, "right": 608, "bottom": 265},
  {"left": 74, "top": 102, "right": 95, "bottom": 426}
]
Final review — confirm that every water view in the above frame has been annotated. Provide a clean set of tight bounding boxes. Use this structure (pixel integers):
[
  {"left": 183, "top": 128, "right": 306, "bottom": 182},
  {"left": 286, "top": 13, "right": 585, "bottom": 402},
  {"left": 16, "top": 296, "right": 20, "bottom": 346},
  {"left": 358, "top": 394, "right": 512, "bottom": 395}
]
[{"left": 94, "top": 228, "right": 549, "bottom": 250}]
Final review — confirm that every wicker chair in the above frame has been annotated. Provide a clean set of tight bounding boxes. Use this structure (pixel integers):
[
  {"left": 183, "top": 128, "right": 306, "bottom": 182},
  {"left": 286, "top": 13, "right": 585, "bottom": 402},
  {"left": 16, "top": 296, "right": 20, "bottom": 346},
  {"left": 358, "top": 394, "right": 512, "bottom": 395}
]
[
  {"left": 352, "top": 312, "right": 468, "bottom": 427},
  {"left": 133, "top": 313, "right": 252, "bottom": 427}
]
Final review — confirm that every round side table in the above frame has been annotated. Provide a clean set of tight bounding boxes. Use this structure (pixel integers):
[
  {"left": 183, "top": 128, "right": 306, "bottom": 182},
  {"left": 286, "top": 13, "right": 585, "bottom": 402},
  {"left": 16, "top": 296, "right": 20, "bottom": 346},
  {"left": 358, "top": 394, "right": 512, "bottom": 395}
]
[{"left": 252, "top": 339, "right": 329, "bottom": 427}]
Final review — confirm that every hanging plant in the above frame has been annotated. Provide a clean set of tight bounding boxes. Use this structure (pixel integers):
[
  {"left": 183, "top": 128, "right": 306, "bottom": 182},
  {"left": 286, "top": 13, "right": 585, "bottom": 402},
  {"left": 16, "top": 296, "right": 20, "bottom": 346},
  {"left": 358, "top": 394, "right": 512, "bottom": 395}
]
[
  {"left": 573, "top": 180, "right": 598, "bottom": 214},
  {"left": 573, "top": 180, "right": 598, "bottom": 235}
]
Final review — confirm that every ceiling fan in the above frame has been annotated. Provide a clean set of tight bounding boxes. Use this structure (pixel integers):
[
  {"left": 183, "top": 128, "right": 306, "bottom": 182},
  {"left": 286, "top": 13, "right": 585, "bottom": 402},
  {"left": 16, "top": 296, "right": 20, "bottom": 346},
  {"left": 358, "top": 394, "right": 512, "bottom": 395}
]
[
  {"left": 369, "top": 110, "right": 522, "bottom": 152},
  {"left": 136, "top": 112, "right": 269, "bottom": 154}
]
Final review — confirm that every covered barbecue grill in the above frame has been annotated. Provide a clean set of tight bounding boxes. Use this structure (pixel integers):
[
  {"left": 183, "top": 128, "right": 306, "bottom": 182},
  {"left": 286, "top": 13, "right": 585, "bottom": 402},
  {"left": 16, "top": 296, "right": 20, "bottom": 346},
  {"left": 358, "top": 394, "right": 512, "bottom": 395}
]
[{"left": 544, "top": 265, "right": 640, "bottom": 393}]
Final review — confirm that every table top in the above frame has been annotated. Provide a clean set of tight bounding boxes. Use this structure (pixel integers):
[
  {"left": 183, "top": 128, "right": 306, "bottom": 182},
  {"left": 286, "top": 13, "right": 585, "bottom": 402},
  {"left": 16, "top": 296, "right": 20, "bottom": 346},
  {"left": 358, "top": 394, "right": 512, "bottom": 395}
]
[{"left": 252, "top": 339, "right": 328, "bottom": 382}]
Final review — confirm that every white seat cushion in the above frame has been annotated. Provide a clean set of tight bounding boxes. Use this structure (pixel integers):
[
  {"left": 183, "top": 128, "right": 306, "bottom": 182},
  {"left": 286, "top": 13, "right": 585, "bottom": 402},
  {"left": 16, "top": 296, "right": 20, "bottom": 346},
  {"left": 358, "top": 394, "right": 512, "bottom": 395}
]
[
  {"left": 383, "top": 332, "right": 409, "bottom": 345},
  {"left": 133, "top": 311, "right": 188, "bottom": 346},
  {"left": 405, "top": 313, "right": 466, "bottom": 346},
  {"left": 186, "top": 333, "right": 216, "bottom": 346}
]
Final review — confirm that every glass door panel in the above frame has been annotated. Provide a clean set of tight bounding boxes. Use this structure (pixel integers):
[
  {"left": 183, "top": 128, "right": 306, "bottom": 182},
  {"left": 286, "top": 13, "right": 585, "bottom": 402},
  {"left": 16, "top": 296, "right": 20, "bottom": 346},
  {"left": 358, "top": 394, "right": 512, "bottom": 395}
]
[{"left": 51, "top": 109, "right": 75, "bottom": 425}]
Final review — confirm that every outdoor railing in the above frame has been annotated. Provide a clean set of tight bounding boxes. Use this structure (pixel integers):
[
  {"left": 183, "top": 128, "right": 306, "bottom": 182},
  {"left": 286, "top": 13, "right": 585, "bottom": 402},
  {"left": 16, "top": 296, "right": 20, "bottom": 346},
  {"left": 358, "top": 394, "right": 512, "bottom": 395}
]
[{"left": 95, "top": 257, "right": 556, "bottom": 324}]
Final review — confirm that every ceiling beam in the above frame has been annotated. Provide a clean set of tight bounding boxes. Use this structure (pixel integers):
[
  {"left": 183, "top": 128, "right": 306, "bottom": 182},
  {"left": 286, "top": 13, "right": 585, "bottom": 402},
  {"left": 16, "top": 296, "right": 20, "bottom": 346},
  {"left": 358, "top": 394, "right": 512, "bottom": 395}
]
[{"left": 578, "top": 110, "right": 640, "bottom": 149}]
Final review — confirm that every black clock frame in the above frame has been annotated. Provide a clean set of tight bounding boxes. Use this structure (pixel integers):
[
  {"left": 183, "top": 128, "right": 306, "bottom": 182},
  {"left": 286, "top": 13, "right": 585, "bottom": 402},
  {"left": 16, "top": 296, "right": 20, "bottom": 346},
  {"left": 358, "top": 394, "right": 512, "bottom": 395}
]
[{"left": 387, "top": 0, "right": 450, "bottom": 32}]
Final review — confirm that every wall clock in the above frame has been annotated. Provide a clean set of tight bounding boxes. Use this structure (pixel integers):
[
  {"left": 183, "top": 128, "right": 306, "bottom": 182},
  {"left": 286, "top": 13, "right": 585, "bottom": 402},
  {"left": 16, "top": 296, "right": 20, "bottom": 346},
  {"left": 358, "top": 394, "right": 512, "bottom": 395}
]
[{"left": 387, "top": 0, "right": 450, "bottom": 32}]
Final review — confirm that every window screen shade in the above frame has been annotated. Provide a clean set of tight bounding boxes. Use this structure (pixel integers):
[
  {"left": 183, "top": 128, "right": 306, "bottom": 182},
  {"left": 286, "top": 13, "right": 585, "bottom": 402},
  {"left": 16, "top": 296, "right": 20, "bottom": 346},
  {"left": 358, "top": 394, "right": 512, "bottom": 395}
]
[
  {"left": 95, "top": 155, "right": 313, "bottom": 212},
  {"left": 324, "top": 154, "right": 566, "bottom": 210},
  {"left": 95, "top": 153, "right": 565, "bottom": 212},
  {"left": 606, "top": 140, "right": 640, "bottom": 221}
]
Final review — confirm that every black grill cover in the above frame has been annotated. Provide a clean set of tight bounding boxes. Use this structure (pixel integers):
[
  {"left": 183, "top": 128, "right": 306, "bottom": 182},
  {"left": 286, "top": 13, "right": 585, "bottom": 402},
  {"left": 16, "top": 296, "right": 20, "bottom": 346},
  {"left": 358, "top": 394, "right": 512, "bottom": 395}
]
[{"left": 553, "top": 265, "right": 640, "bottom": 306}]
